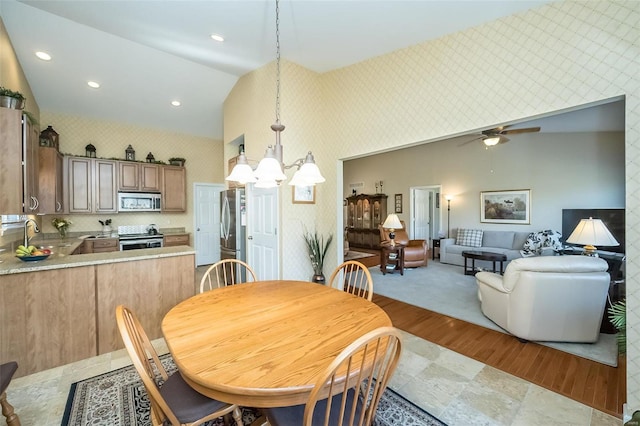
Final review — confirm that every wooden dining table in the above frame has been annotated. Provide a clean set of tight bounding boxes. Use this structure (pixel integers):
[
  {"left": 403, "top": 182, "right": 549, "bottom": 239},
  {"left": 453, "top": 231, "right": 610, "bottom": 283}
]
[{"left": 161, "top": 280, "right": 392, "bottom": 408}]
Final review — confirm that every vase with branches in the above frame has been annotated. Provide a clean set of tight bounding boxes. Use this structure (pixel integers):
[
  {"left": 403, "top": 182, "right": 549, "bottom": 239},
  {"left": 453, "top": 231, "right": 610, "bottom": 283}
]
[{"left": 303, "top": 229, "right": 333, "bottom": 284}]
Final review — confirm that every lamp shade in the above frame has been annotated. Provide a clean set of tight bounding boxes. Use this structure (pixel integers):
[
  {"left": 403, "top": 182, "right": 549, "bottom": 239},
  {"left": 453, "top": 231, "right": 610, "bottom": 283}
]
[
  {"left": 226, "top": 152, "right": 257, "bottom": 184},
  {"left": 382, "top": 214, "right": 402, "bottom": 230},
  {"left": 288, "top": 152, "right": 325, "bottom": 186},
  {"left": 566, "top": 217, "right": 619, "bottom": 247},
  {"left": 254, "top": 147, "right": 287, "bottom": 184}
]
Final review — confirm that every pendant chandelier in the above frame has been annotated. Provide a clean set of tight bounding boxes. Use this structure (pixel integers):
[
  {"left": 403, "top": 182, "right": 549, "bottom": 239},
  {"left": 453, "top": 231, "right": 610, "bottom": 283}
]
[{"left": 226, "top": 0, "right": 325, "bottom": 189}]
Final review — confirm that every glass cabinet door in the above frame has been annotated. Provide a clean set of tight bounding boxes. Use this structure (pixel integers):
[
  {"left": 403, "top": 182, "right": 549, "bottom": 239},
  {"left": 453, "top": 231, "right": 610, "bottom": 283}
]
[
  {"left": 373, "top": 200, "right": 381, "bottom": 227},
  {"left": 363, "top": 199, "right": 371, "bottom": 228},
  {"left": 356, "top": 199, "right": 363, "bottom": 228},
  {"left": 348, "top": 201, "right": 356, "bottom": 227}
]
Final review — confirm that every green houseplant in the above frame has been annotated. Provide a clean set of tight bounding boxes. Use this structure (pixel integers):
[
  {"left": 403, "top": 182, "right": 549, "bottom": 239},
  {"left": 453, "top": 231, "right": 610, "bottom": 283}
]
[
  {"left": 303, "top": 229, "right": 333, "bottom": 284},
  {"left": 0, "top": 86, "right": 26, "bottom": 110},
  {"left": 608, "top": 299, "right": 626, "bottom": 354}
]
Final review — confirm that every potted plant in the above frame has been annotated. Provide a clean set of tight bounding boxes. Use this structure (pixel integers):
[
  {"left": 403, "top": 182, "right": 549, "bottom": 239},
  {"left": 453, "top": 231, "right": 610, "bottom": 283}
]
[
  {"left": 168, "top": 157, "right": 186, "bottom": 167},
  {"left": 608, "top": 299, "right": 626, "bottom": 354},
  {"left": 303, "top": 229, "right": 333, "bottom": 284},
  {"left": 0, "top": 86, "right": 26, "bottom": 110}
]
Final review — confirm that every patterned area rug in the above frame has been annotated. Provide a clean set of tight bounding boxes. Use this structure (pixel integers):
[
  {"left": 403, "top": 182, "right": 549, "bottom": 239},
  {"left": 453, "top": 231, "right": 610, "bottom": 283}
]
[
  {"left": 345, "top": 250, "right": 376, "bottom": 261},
  {"left": 62, "top": 354, "right": 446, "bottom": 425}
]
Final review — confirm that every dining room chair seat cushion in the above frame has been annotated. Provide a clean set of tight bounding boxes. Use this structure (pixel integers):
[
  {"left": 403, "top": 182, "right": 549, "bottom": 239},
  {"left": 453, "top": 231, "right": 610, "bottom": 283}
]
[
  {"left": 159, "top": 371, "right": 230, "bottom": 423},
  {"left": 0, "top": 361, "right": 18, "bottom": 393},
  {"left": 266, "top": 387, "right": 362, "bottom": 425}
]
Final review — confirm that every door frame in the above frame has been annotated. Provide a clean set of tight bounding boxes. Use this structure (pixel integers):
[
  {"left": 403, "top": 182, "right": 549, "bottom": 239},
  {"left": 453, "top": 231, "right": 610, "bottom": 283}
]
[{"left": 409, "top": 185, "right": 441, "bottom": 242}]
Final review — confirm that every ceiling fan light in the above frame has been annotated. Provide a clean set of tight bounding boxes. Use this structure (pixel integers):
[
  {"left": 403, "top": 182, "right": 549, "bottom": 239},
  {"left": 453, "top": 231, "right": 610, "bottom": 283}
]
[{"left": 483, "top": 136, "right": 500, "bottom": 146}]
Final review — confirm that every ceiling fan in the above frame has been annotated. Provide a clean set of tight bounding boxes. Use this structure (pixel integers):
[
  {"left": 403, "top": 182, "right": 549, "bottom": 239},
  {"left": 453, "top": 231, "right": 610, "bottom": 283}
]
[{"left": 459, "top": 125, "right": 541, "bottom": 147}]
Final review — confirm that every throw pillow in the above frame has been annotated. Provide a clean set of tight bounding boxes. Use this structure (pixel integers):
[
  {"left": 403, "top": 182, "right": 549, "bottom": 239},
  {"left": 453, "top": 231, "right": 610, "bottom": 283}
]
[
  {"left": 521, "top": 230, "right": 563, "bottom": 256},
  {"left": 456, "top": 229, "right": 483, "bottom": 247}
]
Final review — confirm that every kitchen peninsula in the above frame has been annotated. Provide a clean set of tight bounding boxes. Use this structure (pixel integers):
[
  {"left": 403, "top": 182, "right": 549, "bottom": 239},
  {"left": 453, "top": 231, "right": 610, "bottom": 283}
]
[{"left": 0, "top": 243, "right": 195, "bottom": 377}]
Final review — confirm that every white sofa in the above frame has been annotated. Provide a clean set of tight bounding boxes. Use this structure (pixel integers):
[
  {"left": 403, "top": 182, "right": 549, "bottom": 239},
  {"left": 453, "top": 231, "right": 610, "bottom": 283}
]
[
  {"left": 475, "top": 256, "right": 610, "bottom": 342},
  {"left": 440, "top": 229, "right": 531, "bottom": 269}
]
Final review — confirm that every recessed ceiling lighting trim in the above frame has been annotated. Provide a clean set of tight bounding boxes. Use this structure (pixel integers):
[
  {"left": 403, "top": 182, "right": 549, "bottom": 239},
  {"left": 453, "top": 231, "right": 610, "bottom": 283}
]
[
  {"left": 210, "top": 34, "right": 224, "bottom": 42},
  {"left": 171, "top": 100, "right": 181, "bottom": 107},
  {"left": 35, "top": 51, "right": 51, "bottom": 61},
  {"left": 87, "top": 81, "right": 101, "bottom": 89}
]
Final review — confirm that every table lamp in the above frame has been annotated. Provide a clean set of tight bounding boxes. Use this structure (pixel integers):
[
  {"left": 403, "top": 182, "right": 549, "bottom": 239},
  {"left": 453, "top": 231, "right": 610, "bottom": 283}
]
[
  {"left": 382, "top": 214, "right": 403, "bottom": 246},
  {"left": 566, "top": 217, "right": 619, "bottom": 256}
]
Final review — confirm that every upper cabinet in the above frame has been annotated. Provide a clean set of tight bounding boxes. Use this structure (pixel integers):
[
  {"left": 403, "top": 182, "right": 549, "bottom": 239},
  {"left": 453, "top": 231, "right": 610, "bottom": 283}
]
[
  {"left": 118, "top": 162, "right": 160, "bottom": 192},
  {"left": 162, "top": 165, "right": 186, "bottom": 212},
  {"left": 0, "top": 108, "right": 39, "bottom": 213},
  {"left": 66, "top": 156, "right": 118, "bottom": 213},
  {"left": 38, "top": 147, "right": 64, "bottom": 214}
]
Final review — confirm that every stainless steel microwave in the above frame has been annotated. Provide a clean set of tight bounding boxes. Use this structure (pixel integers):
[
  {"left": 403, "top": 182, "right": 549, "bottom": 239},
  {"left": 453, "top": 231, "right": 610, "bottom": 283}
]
[{"left": 117, "top": 192, "right": 161, "bottom": 212}]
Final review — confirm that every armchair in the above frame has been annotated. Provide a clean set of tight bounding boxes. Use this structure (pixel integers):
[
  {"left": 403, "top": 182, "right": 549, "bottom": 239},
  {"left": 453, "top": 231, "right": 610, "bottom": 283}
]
[
  {"left": 476, "top": 256, "right": 610, "bottom": 342},
  {"left": 379, "top": 221, "right": 428, "bottom": 267}
]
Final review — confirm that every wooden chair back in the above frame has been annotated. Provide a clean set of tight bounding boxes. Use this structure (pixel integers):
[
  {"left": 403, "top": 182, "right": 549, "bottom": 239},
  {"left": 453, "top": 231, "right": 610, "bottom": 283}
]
[
  {"left": 328, "top": 261, "right": 373, "bottom": 301},
  {"left": 115, "top": 305, "right": 178, "bottom": 425},
  {"left": 199, "top": 259, "right": 257, "bottom": 293},
  {"left": 304, "top": 326, "right": 403, "bottom": 426}
]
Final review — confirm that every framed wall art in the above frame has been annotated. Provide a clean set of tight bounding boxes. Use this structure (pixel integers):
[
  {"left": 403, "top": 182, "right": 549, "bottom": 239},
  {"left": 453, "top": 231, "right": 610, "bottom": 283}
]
[
  {"left": 292, "top": 185, "right": 316, "bottom": 204},
  {"left": 480, "top": 189, "right": 530, "bottom": 224},
  {"left": 394, "top": 194, "right": 402, "bottom": 213}
]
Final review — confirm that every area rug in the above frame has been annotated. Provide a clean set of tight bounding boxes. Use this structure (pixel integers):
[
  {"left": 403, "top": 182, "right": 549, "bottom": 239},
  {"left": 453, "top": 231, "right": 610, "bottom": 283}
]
[
  {"left": 345, "top": 250, "right": 376, "bottom": 261},
  {"left": 62, "top": 354, "right": 446, "bottom": 426},
  {"left": 370, "top": 261, "right": 618, "bottom": 367}
]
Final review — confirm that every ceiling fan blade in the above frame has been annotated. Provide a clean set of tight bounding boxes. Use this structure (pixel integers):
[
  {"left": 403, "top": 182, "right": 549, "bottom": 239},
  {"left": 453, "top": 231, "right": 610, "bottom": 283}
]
[
  {"left": 498, "top": 136, "right": 510, "bottom": 144},
  {"left": 501, "top": 126, "right": 541, "bottom": 135},
  {"left": 458, "top": 135, "right": 483, "bottom": 147}
]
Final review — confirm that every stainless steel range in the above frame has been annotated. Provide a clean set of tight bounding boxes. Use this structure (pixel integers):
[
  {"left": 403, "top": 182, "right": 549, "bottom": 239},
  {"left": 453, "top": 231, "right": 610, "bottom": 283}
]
[{"left": 118, "top": 225, "right": 164, "bottom": 251}]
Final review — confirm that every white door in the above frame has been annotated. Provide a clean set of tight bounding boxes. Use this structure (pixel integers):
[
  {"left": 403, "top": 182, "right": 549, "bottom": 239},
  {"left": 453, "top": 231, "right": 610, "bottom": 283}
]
[
  {"left": 193, "top": 183, "right": 224, "bottom": 266},
  {"left": 246, "top": 185, "right": 279, "bottom": 280},
  {"left": 412, "top": 188, "right": 431, "bottom": 240}
]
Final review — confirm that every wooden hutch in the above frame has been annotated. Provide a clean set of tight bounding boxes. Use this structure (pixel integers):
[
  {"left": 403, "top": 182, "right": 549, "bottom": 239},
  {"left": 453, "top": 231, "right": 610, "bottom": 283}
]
[{"left": 346, "top": 193, "right": 388, "bottom": 249}]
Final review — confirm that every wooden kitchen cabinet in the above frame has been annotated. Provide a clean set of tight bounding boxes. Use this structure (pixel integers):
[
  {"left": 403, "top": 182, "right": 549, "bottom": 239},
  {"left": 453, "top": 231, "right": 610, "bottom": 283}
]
[
  {"left": 162, "top": 165, "right": 186, "bottom": 212},
  {"left": 38, "top": 147, "right": 64, "bottom": 214},
  {"left": 85, "top": 238, "right": 119, "bottom": 253},
  {"left": 118, "top": 161, "right": 160, "bottom": 192},
  {"left": 0, "top": 108, "right": 39, "bottom": 213},
  {"left": 67, "top": 156, "right": 118, "bottom": 213},
  {"left": 164, "top": 233, "right": 190, "bottom": 247},
  {"left": 0, "top": 266, "right": 97, "bottom": 376}
]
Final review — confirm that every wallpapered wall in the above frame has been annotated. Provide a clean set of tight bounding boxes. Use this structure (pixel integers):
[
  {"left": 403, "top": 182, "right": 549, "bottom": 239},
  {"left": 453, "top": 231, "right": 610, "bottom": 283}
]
[
  {"left": 37, "top": 111, "right": 223, "bottom": 235},
  {"left": 344, "top": 131, "right": 625, "bottom": 236},
  {"left": 225, "top": 1, "right": 640, "bottom": 410}
]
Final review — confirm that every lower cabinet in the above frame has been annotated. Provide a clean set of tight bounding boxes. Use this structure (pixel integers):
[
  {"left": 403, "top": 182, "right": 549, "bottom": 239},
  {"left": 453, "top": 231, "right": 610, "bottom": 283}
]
[
  {"left": 164, "top": 233, "right": 190, "bottom": 247},
  {"left": 0, "top": 253, "right": 195, "bottom": 378},
  {"left": 85, "top": 238, "right": 119, "bottom": 253},
  {"left": 0, "top": 267, "right": 97, "bottom": 377}
]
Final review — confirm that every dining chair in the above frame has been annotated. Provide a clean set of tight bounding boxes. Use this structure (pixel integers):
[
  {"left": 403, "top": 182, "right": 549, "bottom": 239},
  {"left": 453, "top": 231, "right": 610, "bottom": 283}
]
[
  {"left": 199, "top": 259, "right": 257, "bottom": 292},
  {"left": 328, "top": 260, "right": 373, "bottom": 301},
  {"left": 264, "top": 326, "right": 403, "bottom": 426},
  {"left": 0, "top": 361, "right": 21, "bottom": 426},
  {"left": 115, "top": 305, "right": 244, "bottom": 426}
]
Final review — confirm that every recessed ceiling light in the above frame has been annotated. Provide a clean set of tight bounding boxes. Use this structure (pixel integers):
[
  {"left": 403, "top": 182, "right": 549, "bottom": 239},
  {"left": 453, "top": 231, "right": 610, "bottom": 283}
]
[
  {"left": 87, "top": 81, "right": 100, "bottom": 89},
  {"left": 210, "top": 34, "right": 224, "bottom": 42},
  {"left": 171, "top": 100, "right": 181, "bottom": 107},
  {"left": 35, "top": 51, "right": 51, "bottom": 61}
]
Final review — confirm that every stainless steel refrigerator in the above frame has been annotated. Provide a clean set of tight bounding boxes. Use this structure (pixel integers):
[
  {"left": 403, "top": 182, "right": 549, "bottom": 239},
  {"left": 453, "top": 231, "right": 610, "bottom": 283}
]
[{"left": 220, "top": 188, "right": 247, "bottom": 281}]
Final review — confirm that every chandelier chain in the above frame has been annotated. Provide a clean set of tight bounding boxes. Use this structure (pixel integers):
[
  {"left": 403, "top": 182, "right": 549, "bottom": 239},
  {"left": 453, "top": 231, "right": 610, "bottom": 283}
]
[{"left": 275, "top": 0, "right": 281, "bottom": 124}]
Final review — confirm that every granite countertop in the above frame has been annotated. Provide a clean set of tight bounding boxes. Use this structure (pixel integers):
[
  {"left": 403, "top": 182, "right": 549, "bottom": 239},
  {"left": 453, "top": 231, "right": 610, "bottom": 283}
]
[{"left": 0, "top": 237, "right": 195, "bottom": 275}]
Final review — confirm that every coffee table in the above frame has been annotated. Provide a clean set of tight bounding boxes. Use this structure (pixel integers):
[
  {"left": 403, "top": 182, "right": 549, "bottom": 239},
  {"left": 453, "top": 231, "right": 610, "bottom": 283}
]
[{"left": 462, "top": 250, "right": 507, "bottom": 275}]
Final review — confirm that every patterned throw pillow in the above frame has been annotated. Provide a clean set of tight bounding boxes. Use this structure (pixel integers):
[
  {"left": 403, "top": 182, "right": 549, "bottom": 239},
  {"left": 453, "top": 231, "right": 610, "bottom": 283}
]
[
  {"left": 456, "top": 229, "right": 484, "bottom": 247},
  {"left": 521, "top": 230, "right": 563, "bottom": 256}
]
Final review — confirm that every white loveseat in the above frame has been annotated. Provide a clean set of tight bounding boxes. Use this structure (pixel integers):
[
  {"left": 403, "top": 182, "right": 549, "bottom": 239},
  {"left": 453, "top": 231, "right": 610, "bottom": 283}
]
[
  {"left": 475, "top": 256, "right": 610, "bottom": 342},
  {"left": 440, "top": 229, "right": 531, "bottom": 269}
]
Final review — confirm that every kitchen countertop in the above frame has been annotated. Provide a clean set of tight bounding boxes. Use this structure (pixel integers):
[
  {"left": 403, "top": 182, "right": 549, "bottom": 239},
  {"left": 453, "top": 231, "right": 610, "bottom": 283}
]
[{"left": 0, "top": 238, "right": 195, "bottom": 275}]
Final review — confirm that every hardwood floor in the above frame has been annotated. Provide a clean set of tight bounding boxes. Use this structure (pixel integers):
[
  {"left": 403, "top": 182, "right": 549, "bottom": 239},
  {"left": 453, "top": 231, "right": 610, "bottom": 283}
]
[
  {"left": 372, "top": 294, "right": 625, "bottom": 419},
  {"left": 346, "top": 247, "right": 625, "bottom": 418}
]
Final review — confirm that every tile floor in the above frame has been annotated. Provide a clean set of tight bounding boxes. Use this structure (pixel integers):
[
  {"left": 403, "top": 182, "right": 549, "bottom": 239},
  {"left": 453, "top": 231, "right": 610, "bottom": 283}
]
[
  {"left": 7, "top": 330, "right": 620, "bottom": 426},
  {"left": 4, "top": 267, "right": 621, "bottom": 425}
]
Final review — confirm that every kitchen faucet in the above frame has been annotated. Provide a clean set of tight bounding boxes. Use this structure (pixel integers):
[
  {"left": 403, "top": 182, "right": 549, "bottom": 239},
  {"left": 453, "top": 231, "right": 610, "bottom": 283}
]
[{"left": 23, "top": 219, "right": 40, "bottom": 248}]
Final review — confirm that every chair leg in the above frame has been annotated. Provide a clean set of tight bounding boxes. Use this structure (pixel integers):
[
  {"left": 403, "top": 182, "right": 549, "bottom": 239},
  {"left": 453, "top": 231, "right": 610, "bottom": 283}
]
[
  {"left": 0, "top": 391, "right": 21, "bottom": 426},
  {"left": 231, "top": 406, "right": 244, "bottom": 426}
]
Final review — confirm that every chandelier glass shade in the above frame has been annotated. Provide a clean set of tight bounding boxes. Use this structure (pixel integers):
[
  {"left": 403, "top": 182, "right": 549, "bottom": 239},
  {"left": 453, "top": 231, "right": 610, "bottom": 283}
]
[{"left": 226, "top": 0, "right": 324, "bottom": 189}]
